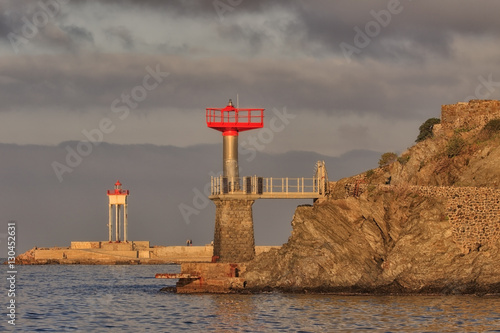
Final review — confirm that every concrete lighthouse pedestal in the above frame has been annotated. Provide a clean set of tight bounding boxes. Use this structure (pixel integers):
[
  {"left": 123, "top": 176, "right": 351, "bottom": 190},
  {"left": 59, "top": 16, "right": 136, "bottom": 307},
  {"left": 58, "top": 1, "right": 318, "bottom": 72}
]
[{"left": 213, "top": 198, "right": 256, "bottom": 263}]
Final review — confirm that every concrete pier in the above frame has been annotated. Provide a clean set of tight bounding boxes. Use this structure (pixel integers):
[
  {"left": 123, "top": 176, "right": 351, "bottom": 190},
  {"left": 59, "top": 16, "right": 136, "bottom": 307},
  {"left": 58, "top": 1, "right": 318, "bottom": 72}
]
[{"left": 14, "top": 242, "right": 279, "bottom": 265}]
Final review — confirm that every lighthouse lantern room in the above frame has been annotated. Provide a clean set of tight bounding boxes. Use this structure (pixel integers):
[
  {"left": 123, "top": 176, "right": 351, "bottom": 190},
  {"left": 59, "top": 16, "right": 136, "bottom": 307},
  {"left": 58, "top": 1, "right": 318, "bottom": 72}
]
[{"left": 206, "top": 99, "right": 264, "bottom": 191}]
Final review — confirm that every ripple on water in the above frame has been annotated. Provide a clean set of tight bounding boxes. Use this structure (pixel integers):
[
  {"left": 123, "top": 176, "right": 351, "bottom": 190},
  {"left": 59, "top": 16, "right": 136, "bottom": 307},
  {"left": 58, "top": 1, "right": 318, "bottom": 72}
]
[{"left": 11, "top": 266, "right": 500, "bottom": 332}]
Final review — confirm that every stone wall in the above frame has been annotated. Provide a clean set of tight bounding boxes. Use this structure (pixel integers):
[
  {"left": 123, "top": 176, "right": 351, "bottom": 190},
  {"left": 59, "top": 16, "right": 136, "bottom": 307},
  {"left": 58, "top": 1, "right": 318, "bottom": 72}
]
[
  {"left": 70, "top": 241, "right": 150, "bottom": 250},
  {"left": 101, "top": 242, "right": 134, "bottom": 251},
  {"left": 344, "top": 184, "right": 500, "bottom": 253},
  {"left": 152, "top": 245, "right": 213, "bottom": 258},
  {"left": 35, "top": 249, "right": 138, "bottom": 260},
  {"left": 213, "top": 199, "right": 255, "bottom": 263},
  {"left": 441, "top": 100, "right": 500, "bottom": 134},
  {"left": 414, "top": 186, "right": 500, "bottom": 253},
  {"left": 71, "top": 241, "right": 101, "bottom": 249}
]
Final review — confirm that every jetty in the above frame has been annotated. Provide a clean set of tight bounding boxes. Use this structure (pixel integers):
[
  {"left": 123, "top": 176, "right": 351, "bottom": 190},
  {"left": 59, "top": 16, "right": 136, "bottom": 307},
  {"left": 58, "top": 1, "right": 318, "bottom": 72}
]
[{"left": 16, "top": 242, "right": 278, "bottom": 265}]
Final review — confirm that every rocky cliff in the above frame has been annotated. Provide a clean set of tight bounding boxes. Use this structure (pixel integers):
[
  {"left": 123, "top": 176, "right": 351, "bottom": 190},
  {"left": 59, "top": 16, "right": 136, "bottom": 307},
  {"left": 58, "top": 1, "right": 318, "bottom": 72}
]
[
  {"left": 243, "top": 100, "right": 500, "bottom": 294},
  {"left": 386, "top": 100, "right": 500, "bottom": 188}
]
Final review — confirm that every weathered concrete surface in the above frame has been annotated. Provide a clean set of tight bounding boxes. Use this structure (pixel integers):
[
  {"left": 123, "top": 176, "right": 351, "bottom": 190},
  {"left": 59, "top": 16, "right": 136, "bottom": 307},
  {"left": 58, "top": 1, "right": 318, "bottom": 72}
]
[{"left": 243, "top": 186, "right": 500, "bottom": 294}]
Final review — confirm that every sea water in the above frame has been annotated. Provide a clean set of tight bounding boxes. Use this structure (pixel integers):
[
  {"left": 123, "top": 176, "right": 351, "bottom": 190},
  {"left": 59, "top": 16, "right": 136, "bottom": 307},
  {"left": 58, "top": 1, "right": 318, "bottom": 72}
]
[{"left": 2, "top": 265, "right": 500, "bottom": 332}]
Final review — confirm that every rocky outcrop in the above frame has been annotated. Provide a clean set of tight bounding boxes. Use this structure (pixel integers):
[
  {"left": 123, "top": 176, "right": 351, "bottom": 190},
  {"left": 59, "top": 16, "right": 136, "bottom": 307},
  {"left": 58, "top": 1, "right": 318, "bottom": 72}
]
[
  {"left": 385, "top": 101, "right": 500, "bottom": 188},
  {"left": 243, "top": 101, "right": 500, "bottom": 294},
  {"left": 243, "top": 186, "right": 500, "bottom": 294},
  {"left": 384, "top": 131, "right": 500, "bottom": 189},
  {"left": 13, "top": 247, "right": 37, "bottom": 265}
]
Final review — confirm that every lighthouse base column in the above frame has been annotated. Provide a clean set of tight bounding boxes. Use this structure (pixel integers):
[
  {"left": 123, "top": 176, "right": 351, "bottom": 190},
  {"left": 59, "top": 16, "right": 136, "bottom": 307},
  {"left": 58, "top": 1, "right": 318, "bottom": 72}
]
[{"left": 212, "top": 199, "right": 255, "bottom": 263}]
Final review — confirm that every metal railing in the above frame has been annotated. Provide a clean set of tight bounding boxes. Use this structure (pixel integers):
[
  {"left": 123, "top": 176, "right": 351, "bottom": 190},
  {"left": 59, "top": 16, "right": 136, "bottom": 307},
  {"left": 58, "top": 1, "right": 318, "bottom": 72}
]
[
  {"left": 206, "top": 109, "right": 264, "bottom": 126},
  {"left": 210, "top": 175, "right": 326, "bottom": 197},
  {"left": 209, "top": 161, "right": 329, "bottom": 199}
]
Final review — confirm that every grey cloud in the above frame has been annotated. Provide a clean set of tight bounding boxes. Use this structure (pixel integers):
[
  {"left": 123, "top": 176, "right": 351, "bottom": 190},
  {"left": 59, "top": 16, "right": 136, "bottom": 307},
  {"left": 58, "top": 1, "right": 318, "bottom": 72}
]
[
  {"left": 81, "top": 0, "right": 290, "bottom": 16},
  {"left": 4, "top": 0, "right": 499, "bottom": 60},
  {"left": 1, "top": 0, "right": 499, "bottom": 140},
  {"left": 33, "top": 24, "right": 95, "bottom": 53},
  {"left": 0, "top": 1, "right": 93, "bottom": 53},
  {"left": 292, "top": 0, "right": 500, "bottom": 61},
  {"left": 0, "top": 11, "right": 14, "bottom": 37},
  {"left": 105, "top": 26, "right": 134, "bottom": 50},
  {"left": 216, "top": 23, "right": 268, "bottom": 54},
  {"left": 61, "top": 25, "right": 93, "bottom": 43},
  {"left": 0, "top": 52, "right": 498, "bottom": 121}
]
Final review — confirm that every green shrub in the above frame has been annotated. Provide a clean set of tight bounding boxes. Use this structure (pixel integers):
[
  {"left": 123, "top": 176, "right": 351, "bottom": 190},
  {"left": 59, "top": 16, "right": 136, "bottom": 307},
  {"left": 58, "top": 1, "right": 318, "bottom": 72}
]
[
  {"left": 378, "top": 152, "right": 398, "bottom": 167},
  {"left": 480, "top": 118, "right": 500, "bottom": 140},
  {"left": 454, "top": 126, "right": 472, "bottom": 134},
  {"left": 484, "top": 118, "right": 500, "bottom": 132},
  {"left": 416, "top": 118, "right": 441, "bottom": 142},
  {"left": 365, "top": 169, "right": 375, "bottom": 178},
  {"left": 446, "top": 135, "right": 466, "bottom": 158},
  {"left": 397, "top": 155, "right": 410, "bottom": 165}
]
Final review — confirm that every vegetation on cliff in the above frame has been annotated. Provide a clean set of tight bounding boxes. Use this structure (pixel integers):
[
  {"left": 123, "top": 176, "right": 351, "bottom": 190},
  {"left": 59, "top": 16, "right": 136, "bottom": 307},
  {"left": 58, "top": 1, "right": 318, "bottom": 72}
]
[
  {"left": 368, "top": 116, "right": 500, "bottom": 188},
  {"left": 416, "top": 117, "right": 441, "bottom": 142},
  {"left": 378, "top": 152, "right": 397, "bottom": 168}
]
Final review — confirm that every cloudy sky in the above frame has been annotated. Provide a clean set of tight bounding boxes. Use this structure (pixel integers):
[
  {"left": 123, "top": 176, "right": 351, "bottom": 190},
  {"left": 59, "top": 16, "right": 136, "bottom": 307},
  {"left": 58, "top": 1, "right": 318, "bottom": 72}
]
[
  {"left": 2, "top": 0, "right": 499, "bottom": 154},
  {"left": 1, "top": 0, "right": 500, "bottom": 255}
]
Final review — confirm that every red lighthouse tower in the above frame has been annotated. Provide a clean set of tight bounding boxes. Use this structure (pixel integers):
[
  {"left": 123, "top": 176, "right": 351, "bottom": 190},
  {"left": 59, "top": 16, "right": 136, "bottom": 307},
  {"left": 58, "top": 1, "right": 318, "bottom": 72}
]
[{"left": 206, "top": 99, "right": 264, "bottom": 191}]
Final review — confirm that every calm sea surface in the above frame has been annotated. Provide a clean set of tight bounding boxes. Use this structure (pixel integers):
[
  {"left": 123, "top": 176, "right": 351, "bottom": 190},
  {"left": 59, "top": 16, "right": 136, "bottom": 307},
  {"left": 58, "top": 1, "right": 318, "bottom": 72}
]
[{"left": 2, "top": 265, "right": 500, "bottom": 332}]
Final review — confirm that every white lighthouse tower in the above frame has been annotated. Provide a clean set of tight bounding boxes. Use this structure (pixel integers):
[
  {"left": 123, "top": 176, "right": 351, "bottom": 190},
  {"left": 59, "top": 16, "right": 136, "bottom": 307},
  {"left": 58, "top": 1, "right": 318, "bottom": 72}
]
[{"left": 107, "top": 180, "right": 129, "bottom": 242}]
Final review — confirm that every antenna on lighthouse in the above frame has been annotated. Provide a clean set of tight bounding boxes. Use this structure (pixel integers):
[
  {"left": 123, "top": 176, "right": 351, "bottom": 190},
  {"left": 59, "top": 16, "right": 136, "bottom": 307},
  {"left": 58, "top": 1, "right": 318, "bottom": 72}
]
[{"left": 236, "top": 94, "right": 239, "bottom": 108}]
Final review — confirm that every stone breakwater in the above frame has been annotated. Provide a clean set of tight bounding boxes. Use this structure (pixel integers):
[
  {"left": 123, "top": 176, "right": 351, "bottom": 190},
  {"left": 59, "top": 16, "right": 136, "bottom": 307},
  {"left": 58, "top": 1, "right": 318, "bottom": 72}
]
[
  {"left": 346, "top": 184, "right": 500, "bottom": 254},
  {"left": 13, "top": 241, "right": 279, "bottom": 265}
]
